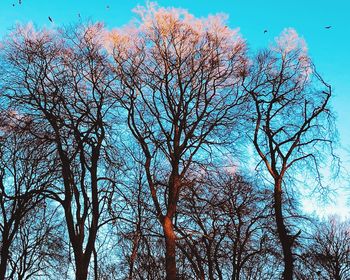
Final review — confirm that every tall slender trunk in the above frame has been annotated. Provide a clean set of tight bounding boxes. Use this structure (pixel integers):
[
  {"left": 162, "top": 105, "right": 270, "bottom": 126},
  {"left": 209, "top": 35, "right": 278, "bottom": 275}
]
[
  {"left": 206, "top": 241, "right": 215, "bottom": 280},
  {"left": 274, "top": 179, "right": 293, "bottom": 280},
  {"left": 75, "top": 255, "right": 89, "bottom": 280},
  {"left": 0, "top": 240, "right": 10, "bottom": 280},
  {"left": 162, "top": 216, "right": 177, "bottom": 280},
  {"left": 128, "top": 232, "right": 140, "bottom": 280},
  {"left": 232, "top": 236, "right": 237, "bottom": 280},
  {"left": 93, "top": 248, "right": 98, "bottom": 280}
]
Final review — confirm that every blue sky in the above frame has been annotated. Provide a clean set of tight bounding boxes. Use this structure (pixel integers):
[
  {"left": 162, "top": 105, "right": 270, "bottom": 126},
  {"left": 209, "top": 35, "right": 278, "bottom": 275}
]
[{"left": 1, "top": 0, "right": 349, "bottom": 215}]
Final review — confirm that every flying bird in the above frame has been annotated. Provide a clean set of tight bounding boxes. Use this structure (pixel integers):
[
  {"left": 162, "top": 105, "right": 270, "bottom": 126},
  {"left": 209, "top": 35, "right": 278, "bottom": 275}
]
[
  {"left": 106, "top": 5, "right": 110, "bottom": 9},
  {"left": 48, "top": 16, "right": 53, "bottom": 23},
  {"left": 264, "top": 30, "right": 268, "bottom": 34},
  {"left": 325, "top": 26, "right": 332, "bottom": 29}
]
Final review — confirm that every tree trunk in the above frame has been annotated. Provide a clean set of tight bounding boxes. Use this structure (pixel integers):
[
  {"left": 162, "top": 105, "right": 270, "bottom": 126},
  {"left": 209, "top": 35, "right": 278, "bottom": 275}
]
[
  {"left": 75, "top": 256, "right": 89, "bottom": 280},
  {"left": 93, "top": 248, "right": 98, "bottom": 280},
  {"left": 335, "top": 262, "right": 341, "bottom": 280},
  {"left": 162, "top": 216, "right": 177, "bottom": 280},
  {"left": 206, "top": 242, "right": 215, "bottom": 280},
  {"left": 0, "top": 241, "right": 10, "bottom": 280},
  {"left": 128, "top": 231, "right": 140, "bottom": 280},
  {"left": 274, "top": 179, "right": 293, "bottom": 280}
]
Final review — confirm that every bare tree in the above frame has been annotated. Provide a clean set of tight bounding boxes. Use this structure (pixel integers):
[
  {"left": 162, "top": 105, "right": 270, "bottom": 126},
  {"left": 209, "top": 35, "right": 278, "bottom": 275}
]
[
  {"left": 0, "top": 9, "right": 339, "bottom": 280},
  {"left": 243, "top": 28, "right": 337, "bottom": 279},
  {"left": 108, "top": 4, "right": 247, "bottom": 279},
  {"left": 300, "top": 217, "right": 350, "bottom": 280},
  {"left": 176, "top": 169, "right": 279, "bottom": 280},
  {"left": 0, "top": 111, "right": 54, "bottom": 279},
  {"left": 7, "top": 202, "right": 68, "bottom": 280},
  {"left": 1, "top": 23, "right": 118, "bottom": 280}
]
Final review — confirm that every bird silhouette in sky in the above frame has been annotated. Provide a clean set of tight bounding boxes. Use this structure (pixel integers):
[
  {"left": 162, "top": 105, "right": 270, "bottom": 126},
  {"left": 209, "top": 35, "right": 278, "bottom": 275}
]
[
  {"left": 48, "top": 16, "right": 53, "bottom": 23},
  {"left": 264, "top": 30, "right": 268, "bottom": 34},
  {"left": 106, "top": 5, "right": 110, "bottom": 9},
  {"left": 325, "top": 26, "right": 332, "bottom": 29}
]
